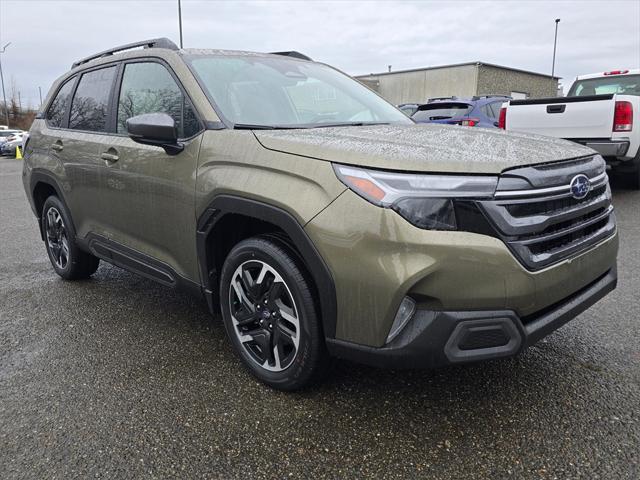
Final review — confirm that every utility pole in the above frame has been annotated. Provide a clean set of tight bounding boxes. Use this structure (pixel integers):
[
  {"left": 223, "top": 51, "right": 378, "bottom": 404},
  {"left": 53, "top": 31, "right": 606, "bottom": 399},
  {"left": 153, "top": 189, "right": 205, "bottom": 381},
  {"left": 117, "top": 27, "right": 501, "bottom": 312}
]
[
  {"left": 39, "top": 86, "right": 43, "bottom": 109},
  {"left": 0, "top": 42, "right": 11, "bottom": 127},
  {"left": 551, "top": 18, "right": 560, "bottom": 78},
  {"left": 177, "top": 0, "right": 184, "bottom": 48}
]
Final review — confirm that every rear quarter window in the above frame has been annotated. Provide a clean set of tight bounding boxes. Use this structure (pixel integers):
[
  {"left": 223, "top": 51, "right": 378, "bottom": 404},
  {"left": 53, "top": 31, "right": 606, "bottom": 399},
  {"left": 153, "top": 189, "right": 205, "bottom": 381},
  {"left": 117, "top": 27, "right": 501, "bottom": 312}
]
[{"left": 46, "top": 78, "right": 75, "bottom": 128}]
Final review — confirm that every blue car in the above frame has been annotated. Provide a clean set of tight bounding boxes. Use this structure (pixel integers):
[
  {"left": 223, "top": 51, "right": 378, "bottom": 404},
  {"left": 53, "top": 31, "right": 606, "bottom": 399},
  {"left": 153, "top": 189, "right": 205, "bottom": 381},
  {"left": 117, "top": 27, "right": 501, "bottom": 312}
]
[{"left": 411, "top": 95, "right": 510, "bottom": 128}]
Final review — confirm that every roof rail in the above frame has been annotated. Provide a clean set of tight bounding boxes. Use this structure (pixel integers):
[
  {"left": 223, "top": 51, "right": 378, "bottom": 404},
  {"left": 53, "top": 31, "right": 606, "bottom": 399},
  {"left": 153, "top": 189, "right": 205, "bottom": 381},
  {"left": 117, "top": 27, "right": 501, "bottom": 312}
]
[
  {"left": 270, "top": 51, "right": 313, "bottom": 61},
  {"left": 72, "top": 37, "right": 179, "bottom": 69}
]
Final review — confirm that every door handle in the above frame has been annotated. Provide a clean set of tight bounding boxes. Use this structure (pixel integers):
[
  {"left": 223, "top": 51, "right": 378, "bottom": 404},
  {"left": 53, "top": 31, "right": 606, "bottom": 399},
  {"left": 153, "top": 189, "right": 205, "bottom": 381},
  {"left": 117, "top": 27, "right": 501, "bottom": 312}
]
[
  {"left": 101, "top": 152, "right": 119, "bottom": 162},
  {"left": 547, "top": 104, "right": 566, "bottom": 114},
  {"left": 51, "top": 142, "right": 63, "bottom": 152}
]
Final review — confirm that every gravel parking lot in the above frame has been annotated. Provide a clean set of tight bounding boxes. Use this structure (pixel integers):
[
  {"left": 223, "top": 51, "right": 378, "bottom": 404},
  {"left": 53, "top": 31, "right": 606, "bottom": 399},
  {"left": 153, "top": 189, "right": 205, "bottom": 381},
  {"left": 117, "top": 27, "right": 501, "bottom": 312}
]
[{"left": 1, "top": 156, "right": 639, "bottom": 479}]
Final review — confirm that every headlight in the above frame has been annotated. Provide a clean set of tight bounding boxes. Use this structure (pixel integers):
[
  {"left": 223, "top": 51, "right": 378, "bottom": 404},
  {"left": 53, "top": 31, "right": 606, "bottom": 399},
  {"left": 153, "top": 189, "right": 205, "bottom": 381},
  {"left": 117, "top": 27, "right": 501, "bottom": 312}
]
[{"left": 333, "top": 164, "right": 498, "bottom": 230}]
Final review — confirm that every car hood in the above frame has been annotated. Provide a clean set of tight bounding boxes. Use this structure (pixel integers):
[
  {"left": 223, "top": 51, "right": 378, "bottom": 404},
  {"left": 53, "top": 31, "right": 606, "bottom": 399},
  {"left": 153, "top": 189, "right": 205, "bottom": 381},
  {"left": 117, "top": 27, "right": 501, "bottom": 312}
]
[{"left": 254, "top": 124, "right": 594, "bottom": 174}]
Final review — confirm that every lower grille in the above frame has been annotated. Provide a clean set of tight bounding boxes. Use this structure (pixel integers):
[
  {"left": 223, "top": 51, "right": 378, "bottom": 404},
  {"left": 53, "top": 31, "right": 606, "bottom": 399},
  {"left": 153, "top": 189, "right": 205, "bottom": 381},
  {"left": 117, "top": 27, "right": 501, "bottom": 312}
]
[{"left": 479, "top": 156, "right": 616, "bottom": 271}]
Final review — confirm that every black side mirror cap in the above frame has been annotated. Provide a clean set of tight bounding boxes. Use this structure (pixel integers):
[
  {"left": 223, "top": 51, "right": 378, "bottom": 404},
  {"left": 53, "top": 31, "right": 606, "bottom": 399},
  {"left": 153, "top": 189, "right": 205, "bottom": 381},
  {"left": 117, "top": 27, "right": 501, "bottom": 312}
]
[{"left": 126, "top": 113, "right": 184, "bottom": 155}]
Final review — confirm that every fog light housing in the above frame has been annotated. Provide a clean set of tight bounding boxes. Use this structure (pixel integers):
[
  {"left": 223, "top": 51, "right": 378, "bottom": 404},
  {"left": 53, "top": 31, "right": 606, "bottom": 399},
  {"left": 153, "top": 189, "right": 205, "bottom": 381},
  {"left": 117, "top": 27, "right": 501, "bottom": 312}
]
[{"left": 386, "top": 296, "right": 416, "bottom": 344}]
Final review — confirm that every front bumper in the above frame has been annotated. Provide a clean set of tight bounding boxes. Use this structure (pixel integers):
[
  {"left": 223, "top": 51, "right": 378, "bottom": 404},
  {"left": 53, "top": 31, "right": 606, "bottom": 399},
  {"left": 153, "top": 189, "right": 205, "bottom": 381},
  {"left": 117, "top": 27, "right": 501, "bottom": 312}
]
[
  {"left": 326, "top": 266, "right": 617, "bottom": 369},
  {"left": 306, "top": 188, "right": 618, "bottom": 347}
]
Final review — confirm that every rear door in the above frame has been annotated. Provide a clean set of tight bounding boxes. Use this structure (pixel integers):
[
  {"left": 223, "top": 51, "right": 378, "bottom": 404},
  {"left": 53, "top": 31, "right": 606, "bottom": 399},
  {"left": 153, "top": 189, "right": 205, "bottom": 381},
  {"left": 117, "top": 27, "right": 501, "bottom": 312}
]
[
  {"left": 44, "top": 65, "right": 119, "bottom": 238},
  {"left": 95, "top": 59, "right": 204, "bottom": 281}
]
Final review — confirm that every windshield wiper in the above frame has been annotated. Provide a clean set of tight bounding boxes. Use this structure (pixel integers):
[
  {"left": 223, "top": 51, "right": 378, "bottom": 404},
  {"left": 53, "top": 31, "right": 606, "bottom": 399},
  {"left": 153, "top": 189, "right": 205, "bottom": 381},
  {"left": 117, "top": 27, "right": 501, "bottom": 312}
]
[
  {"left": 233, "top": 122, "right": 391, "bottom": 130},
  {"left": 310, "top": 122, "right": 390, "bottom": 128},
  {"left": 233, "top": 123, "right": 306, "bottom": 130}
]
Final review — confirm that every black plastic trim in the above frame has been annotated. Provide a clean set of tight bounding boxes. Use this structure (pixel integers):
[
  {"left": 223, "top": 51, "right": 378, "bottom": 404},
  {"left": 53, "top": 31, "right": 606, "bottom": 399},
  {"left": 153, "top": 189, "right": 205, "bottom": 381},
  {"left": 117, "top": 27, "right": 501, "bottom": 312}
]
[
  {"left": 80, "top": 233, "right": 201, "bottom": 296},
  {"left": 29, "top": 170, "right": 74, "bottom": 240},
  {"left": 204, "top": 121, "right": 227, "bottom": 130},
  {"left": 196, "top": 195, "right": 338, "bottom": 338},
  {"left": 546, "top": 104, "right": 566, "bottom": 114},
  {"left": 326, "top": 266, "right": 616, "bottom": 369}
]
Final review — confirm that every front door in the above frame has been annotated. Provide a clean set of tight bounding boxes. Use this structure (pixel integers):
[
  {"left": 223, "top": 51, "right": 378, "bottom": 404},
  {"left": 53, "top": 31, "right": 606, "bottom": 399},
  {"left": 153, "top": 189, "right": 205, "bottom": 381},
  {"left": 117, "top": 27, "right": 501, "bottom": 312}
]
[{"left": 96, "top": 60, "right": 204, "bottom": 282}]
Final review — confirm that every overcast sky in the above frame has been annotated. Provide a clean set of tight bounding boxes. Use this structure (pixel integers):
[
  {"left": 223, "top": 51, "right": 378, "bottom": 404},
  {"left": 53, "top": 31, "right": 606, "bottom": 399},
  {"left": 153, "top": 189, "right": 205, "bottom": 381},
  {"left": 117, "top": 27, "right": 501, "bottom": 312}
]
[{"left": 1, "top": 0, "right": 639, "bottom": 108}]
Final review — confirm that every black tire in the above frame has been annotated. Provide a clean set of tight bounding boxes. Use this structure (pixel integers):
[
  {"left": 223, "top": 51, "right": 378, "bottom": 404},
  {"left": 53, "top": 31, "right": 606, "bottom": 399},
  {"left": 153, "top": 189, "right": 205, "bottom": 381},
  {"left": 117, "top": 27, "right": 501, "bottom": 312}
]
[
  {"left": 614, "top": 152, "right": 640, "bottom": 190},
  {"left": 631, "top": 158, "right": 640, "bottom": 190},
  {"left": 219, "top": 236, "right": 329, "bottom": 391},
  {"left": 42, "top": 196, "right": 99, "bottom": 280}
]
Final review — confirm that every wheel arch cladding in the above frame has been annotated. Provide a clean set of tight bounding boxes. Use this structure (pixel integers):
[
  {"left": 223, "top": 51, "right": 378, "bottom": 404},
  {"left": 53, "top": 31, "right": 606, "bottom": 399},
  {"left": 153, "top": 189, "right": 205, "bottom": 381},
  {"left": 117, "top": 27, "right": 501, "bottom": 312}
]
[
  {"left": 30, "top": 171, "right": 74, "bottom": 241},
  {"left": 197, "top": 195, "right": 338, "bottom": 338}
]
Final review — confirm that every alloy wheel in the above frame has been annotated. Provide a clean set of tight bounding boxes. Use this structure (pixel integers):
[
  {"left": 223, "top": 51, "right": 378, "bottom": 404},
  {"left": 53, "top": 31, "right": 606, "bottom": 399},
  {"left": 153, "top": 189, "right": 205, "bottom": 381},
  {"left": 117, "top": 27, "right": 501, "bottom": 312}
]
[
  {"left": 45, "top": 207, "right": 70, "bottom": 269},
  {"left": 229, "top": 260, "right": 300, "bottom": 372}
]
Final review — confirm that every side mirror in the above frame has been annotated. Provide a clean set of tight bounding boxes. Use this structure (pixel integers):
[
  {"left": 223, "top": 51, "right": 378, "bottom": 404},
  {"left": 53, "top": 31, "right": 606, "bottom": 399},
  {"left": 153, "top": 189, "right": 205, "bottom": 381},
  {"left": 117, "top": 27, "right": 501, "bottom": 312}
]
[{"left": 126, "top": 113, "right": 184, "bottom": 155}]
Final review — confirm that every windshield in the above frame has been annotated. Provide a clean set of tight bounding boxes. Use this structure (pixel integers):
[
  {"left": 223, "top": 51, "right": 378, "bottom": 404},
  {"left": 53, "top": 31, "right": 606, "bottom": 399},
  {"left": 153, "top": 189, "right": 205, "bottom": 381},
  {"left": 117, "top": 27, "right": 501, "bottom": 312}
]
[
  {"left": 186, "top": 55, "right": 411, "bottom": 128},
  {"left": 412, "top": 103, "right": 472, "bottom": 121},
  {"left": 568, "top": 75, "right": 640, "bottom": 97}
]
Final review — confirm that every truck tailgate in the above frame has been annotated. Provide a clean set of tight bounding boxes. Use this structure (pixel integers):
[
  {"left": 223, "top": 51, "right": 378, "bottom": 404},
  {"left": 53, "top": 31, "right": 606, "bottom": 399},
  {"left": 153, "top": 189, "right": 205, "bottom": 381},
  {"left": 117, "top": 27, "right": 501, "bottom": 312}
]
[{"left": 507, "top": 95, "right": 614, "bottom": 139}]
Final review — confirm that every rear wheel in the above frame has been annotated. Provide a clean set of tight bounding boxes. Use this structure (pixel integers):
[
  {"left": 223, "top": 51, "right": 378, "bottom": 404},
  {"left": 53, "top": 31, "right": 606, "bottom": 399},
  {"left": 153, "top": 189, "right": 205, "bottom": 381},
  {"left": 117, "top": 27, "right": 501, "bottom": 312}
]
[
  {"left": 42, "top": 196, "right": 99, "bottom": 280},
  {"left": 614, "top": 151, "right": 640, "bottom": 190},
  {"left": 219, "top": 236, "right": 329, "bottom": 390},
  {"left": 631, "top": 158, "right": 640, "bottom": 190}
]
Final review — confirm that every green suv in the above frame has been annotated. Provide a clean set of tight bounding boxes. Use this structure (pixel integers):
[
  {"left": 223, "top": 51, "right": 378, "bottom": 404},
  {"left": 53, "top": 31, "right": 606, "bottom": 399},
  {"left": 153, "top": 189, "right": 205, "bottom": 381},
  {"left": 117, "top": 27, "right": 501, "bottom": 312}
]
[{"left": 23, "top": 38, "right": 618, "bottom": 390}]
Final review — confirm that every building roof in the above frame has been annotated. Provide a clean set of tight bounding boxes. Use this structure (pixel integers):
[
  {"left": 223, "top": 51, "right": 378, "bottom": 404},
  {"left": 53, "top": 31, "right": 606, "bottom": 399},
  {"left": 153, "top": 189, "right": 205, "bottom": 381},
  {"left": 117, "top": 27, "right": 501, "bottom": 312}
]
[{"left": 356, "top": 61, "right": 560, "bottom": 80}]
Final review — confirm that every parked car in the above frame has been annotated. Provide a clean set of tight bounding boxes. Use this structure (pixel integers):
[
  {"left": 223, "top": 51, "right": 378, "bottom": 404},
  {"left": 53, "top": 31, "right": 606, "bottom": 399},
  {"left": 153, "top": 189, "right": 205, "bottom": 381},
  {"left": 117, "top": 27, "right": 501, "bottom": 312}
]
[
  {"left": 23, "top": 38, "right": 618, "bottom": 390},
  {"left": 0, "top": 132, "right": 24, "bottom": 156},
  {"left": 501, "top": 69, "right": 640, "bottom": 187},
  {"left": 0, "top": 129, "right": 21, "bottom": 147},
  {"left": 20, "top": 131, "right": 29, "bottom": 152},
  {"left": 412, "top": 95, "right": 510, "bottom": 128}
]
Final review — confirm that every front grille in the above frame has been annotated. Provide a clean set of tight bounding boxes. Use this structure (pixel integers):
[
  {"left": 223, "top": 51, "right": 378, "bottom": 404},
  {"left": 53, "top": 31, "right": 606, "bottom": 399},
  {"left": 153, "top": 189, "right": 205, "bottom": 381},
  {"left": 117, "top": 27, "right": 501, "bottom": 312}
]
[
  {"left": 505, "top": 184, "right": 607, "bottom": 218},
  {"left": 479, "top": 156, "right": 616, "bottom": 271}
]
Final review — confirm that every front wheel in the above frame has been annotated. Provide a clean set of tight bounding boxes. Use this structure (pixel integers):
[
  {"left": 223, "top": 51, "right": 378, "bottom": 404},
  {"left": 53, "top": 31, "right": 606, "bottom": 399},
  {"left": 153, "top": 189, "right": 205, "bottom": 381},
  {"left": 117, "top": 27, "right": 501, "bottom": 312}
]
[{"left": 219, "top": 236, "right": 329, "bottom": 390}]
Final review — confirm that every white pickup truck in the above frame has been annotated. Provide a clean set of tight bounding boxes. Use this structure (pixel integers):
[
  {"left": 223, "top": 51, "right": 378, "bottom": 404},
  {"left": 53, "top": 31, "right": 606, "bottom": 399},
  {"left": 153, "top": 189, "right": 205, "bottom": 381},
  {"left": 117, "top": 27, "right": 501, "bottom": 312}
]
[{"left": 500, "top": 69, "right": 640, "bottom": 188}]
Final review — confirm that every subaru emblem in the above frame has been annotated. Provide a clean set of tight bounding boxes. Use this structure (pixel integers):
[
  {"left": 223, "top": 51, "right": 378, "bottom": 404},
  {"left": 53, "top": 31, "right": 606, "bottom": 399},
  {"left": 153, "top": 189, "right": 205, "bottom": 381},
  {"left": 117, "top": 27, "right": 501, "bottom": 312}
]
[{"left": 569, "top": 174, "right": 591, "bottom": 200}]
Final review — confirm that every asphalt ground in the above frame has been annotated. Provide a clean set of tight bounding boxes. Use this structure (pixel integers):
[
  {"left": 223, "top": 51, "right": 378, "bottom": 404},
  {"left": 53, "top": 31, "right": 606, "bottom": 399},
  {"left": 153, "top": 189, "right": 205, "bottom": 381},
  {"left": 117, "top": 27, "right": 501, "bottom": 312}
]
[{"left": 1, "top": 156, "right": 639, "bottom": 479}]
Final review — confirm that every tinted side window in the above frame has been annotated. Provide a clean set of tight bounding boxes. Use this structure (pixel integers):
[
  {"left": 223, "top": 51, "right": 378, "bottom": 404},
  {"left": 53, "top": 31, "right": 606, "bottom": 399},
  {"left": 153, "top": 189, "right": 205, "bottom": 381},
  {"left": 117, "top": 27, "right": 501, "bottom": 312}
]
[
  {"left": 46, "top": 78, "right": 75, "bottom": 128},
  {"left": 480, "top": 104, "right": 494, "bottom": 119},
  {"left": 69, "top": 66, "right": 117, "bottom": 132},
  {"left": 117, "top": 62, "right": 200, "bottom": 138},
  {"left": 490, "top": 101, "right": 506, "bottom": 119}
]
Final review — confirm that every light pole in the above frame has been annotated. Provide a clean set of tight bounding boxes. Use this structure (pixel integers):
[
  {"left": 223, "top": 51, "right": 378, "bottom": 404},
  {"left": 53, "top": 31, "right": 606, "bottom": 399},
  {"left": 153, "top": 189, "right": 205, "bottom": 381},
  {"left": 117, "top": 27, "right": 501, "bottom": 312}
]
[
  {"left": 0, "top": 42, "right": 11, "bottom": 127},
  {"left": 177, "top": 0, "right": 184, "bottom": 48},
  {"left": 551, "top": 18, "right": 560, "bottom": 78}
]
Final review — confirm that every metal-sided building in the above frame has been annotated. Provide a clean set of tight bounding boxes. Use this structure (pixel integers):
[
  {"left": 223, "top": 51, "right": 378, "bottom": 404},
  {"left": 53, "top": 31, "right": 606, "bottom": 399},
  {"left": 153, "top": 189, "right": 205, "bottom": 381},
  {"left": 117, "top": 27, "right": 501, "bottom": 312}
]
[{"left": 356, "top": 62, "right": 559, "bottom": 104}]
